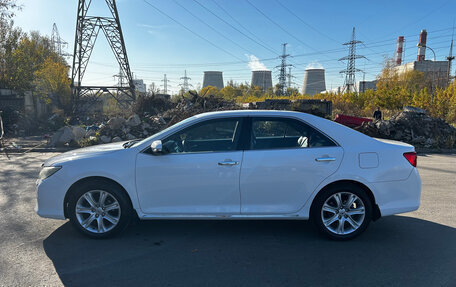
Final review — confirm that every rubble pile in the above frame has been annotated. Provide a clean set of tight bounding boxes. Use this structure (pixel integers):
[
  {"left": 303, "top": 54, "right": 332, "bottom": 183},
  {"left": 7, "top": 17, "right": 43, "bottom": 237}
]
[
  {"left": 356, "top": 107, "right": 456, "bottom": 149},
  {"left": 49, "top": 95, "right": 240, "bottom": 147}
]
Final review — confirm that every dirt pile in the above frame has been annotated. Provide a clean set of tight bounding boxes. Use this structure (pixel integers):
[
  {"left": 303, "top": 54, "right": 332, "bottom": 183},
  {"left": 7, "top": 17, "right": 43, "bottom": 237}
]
[
  {"left": 50, "top": 95, "right": 240, "bottom": 147},
  {"left": 356, "top": 107, "right": 456, "bottom": 149}
]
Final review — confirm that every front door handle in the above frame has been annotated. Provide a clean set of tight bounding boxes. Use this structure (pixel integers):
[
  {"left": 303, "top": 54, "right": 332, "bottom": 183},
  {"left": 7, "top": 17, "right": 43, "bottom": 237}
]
[
  {"left": 315, "top": 157, "right": 336, "bottom": 162},
  {"left": 218, "top": 161, "right": 239, "bottom": 166}
]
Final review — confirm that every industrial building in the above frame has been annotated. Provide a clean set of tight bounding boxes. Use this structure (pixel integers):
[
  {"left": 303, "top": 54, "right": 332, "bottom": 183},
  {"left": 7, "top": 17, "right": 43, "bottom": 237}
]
[
  {"left": 356, "top": 80, "right": 378, "bottom": 92},
  {"left": 133, "top": 79, "right": 146, "bottom": 93},
  {"left": 394, "top": 29, "right": 450, "bottom": 88},
  {"left": 251, "top": 70, "right": 272, "bottom": 90},
  {"left": 203, "top": 71, "right": 224, "bottom": 89},
  {"left": 302, "top": 68, "right": 326, "bottom": 95}
]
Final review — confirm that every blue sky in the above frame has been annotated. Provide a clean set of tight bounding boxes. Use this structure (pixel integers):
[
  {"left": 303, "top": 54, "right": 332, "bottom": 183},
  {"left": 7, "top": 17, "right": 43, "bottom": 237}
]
[{"left": 14, "top": 0, "right": 456, "bottom": 93}]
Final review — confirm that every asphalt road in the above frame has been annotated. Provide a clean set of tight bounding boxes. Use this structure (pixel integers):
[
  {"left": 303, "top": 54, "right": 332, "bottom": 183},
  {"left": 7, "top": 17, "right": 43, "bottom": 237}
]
[{"left": 0, "top": 152, "right": 455, "bottom": 287}]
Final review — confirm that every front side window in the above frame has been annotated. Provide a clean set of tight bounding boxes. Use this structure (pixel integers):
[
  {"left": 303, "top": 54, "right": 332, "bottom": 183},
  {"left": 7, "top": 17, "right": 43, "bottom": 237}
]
[
  {"left": 251, "top": 118, "right": 336, "bottom": 150},
  {"left": 162, "top": 118, "right": 241, "bottom": 153}
]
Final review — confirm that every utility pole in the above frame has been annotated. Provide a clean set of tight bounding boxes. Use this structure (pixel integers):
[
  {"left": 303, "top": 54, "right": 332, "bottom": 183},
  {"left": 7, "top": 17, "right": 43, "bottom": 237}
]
[
  {"left": 339, "top": 27, "right": 365, "bottom": 93},
  {"left": 276, "top": 43, "right": 292, "bottom": 96},
  {"left": 179, "top": 70, "right": 192, "bottom": 92},
  {"left": 161, "top": 74, "right": 170, "bottom": 94},
  {"left": 447, "top": 33, "right": 454, "bottom": 84}
]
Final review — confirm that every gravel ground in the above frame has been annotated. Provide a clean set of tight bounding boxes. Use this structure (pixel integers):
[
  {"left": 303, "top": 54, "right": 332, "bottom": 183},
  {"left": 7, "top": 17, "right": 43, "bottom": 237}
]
[{"left": 0, "top": 152, "right": 455, "bottom": 287}]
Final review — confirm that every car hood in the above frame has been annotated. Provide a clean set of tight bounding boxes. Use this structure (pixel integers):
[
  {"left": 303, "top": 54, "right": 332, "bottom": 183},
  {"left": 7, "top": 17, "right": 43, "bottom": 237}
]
[{"left": 44, "top": 142, "right": 127, "bottom": 166}]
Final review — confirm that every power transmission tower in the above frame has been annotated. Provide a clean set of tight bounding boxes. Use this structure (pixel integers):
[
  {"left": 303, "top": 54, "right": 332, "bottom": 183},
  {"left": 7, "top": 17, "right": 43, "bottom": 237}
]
[
  {"left": 276, "top": 43, "right": 292, "bottom": 95},
  {"left": 287, "top": 67, "right": 295, "bottom": 90},
  {"left": 179, "top": 70, "right": 192, "bottom": 92},
  {"left": 113, "top": 67, "right": 126, "bottom": 86},
  {"left": 51, "top": 23, "right": 69, "bottom": 58},
  {"left": 161, "top": 74, "right": 171, "bottom": 94},
  {"left": 70, "top": 0, "right": 135, "bottom": 113},
  {"left": 339, "top": 27, "right": 365, "bottom": 93}
]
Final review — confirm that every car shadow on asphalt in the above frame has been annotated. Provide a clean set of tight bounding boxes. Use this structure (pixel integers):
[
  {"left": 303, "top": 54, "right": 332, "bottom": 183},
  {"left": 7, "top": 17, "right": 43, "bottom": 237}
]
[{"left": 43, "top": 216, "right": 455, "bottom": 287}]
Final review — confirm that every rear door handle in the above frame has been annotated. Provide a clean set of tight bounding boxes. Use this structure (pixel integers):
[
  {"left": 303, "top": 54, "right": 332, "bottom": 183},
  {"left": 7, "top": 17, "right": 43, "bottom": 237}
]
[
  {"left": 218, "top": 161, "right": 239, "bottom": 166},
  {"left": 315, "top": 157, "right": 336, "bottom": 162}
]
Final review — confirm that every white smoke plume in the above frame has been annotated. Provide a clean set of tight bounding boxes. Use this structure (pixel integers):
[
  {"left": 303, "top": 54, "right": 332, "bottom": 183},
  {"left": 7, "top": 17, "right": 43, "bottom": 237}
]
[
  {"left": 306, "top": 61, "right": 324, "bottom": 69},
  {"left": 246, "top": 54, "right": 269, "bottom": 71}
]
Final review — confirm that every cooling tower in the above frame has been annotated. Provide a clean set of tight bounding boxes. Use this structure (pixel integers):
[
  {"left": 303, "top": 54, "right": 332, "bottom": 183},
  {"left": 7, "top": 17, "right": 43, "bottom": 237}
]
[
  {"left": 251, "top": 70, "right": 272, "bottom": 90},
  {"left": 302, "top": 68, "right": 326, "bottom": 95},
  {"left": 203, "top": 71, "right": 224, "bottom": 89}
]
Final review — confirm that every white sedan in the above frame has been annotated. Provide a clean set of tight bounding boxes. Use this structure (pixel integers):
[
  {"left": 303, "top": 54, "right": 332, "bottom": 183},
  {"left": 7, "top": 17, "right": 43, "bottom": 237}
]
[{"left": 36, "top": 110, "right": 421, "bottom": 240}]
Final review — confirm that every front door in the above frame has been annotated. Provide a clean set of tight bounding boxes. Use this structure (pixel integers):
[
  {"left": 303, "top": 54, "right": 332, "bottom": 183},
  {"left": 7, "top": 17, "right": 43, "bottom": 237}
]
[
  {"left": 240, "top": 117, "right": 343, "bottom": 214},
  {"left": 136, "top": 117, "right": 244, "bottom": 214}
]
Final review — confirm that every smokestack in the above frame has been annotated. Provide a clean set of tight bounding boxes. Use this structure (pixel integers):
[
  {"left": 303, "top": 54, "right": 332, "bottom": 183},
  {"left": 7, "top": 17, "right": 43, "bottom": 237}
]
[
  {"left": 395, "top": 36, "right": 404, "bottom": 65},
  {"left": 417, "top": 29, "right": 427, "bottom": 62},
  {"left": 251, "top": 70, "right": 272, "bottom": 90}
]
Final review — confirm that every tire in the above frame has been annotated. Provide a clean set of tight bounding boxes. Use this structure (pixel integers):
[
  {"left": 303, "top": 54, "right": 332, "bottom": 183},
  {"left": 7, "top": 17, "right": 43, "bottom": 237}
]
[
  {"left": 67, "top": 179, "right": 133, "bottom": 239},
  {"left": 311, "top": 184, "right": 372, "bottom": 240}
]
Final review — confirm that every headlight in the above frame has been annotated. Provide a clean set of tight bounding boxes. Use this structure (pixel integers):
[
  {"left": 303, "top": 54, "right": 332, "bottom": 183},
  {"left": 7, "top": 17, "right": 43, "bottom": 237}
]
[{"left": 39, "top": 166, "right": 62, "bottom": 180}]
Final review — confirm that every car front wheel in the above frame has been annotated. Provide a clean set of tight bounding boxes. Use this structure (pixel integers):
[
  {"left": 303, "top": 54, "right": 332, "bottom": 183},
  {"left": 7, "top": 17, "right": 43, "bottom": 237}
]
[
  {"left": 67, "top": 180, "right": 132, "bottom": 238},
  {"left": 312, "top": 185, "right": 372, "bottom": 240}
]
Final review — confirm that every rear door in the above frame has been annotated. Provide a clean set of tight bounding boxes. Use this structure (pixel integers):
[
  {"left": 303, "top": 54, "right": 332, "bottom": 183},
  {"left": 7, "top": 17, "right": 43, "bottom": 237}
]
[{"left": 240, "top": 117, "right": 343, "bottom": 214}]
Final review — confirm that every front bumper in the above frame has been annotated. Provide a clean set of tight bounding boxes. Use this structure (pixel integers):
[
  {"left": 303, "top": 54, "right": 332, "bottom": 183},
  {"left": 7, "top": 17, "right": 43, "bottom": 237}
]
[{"left": 35, "top": 177, "right": 67, "bottom": 220}]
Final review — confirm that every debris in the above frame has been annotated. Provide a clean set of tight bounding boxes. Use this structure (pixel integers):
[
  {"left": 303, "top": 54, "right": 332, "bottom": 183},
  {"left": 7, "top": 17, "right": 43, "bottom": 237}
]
[
  {"left": 356, "top": 107, "right": 456, "bottom": 149},
  {"left": 100, "top": 135, "right": 111, "bottom": 144},
  {"left": 50, "top": 126, "right": 74, "bottom": 147},
  {"left": 112, "top": 136, "right": 122, "bottom": 143},
  {"left": 107, "top": 117, "right": 125, "bottom": 130},
  {"left": 72, "top": 126, "right": 86, "bottom": 142},
  {"left": 125, "top": 114, "right": 141, "bottom": 127}
]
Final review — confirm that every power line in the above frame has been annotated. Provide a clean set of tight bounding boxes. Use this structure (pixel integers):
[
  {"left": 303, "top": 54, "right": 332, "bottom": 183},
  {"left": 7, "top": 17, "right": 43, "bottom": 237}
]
[
  {"left": 143, "top": 0, "right": 244, "bottom": 61},
  {"left": 274, "top": 0, "right": 341, "bottom": 44},
  {"left": 209, "top": 0, "right": 280, "bottom": 55},
  {"left": 191, "top": 0, "right": 280, "bottom": 56},
  {"left": 245, "top": 0, "right": 328, "bottom": 56},
  {"left": 172, "top": 0, "right": 256, "bottom": 55}
]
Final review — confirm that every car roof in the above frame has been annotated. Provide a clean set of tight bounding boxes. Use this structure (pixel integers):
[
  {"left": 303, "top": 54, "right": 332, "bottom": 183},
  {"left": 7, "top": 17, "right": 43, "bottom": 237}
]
[{"left": 194, "top": 109, "right": 306, "bottom": 118}]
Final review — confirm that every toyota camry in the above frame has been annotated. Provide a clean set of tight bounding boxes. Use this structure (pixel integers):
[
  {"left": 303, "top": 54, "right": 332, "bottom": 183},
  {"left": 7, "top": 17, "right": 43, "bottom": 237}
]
[{"left": 36, "top": 110, "right": 421, "bottom": 240}]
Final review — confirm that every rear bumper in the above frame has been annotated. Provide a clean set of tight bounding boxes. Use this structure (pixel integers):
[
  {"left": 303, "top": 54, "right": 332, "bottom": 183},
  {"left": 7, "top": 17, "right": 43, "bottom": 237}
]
[{"left": 372, "top": 168, "right": 421, "bottom": 217}]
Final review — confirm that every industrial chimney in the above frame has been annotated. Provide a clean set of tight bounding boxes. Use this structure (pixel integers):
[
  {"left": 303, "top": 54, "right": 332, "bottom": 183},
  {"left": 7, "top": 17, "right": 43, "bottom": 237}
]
[
  {"left": 395, "top": 36, "right": 404, "bottom": 65},
  {"left": 417, "top": 29, "right": 427, "bottom": 62},
  {"left": 203, "top": 71, "right": 224, "bottom": 89},
  {"left": 251, "top": 70, "right": 272, "bottom": 90},
  {"left": 302, "top": 68, "right": 326, "bottom": 96}
]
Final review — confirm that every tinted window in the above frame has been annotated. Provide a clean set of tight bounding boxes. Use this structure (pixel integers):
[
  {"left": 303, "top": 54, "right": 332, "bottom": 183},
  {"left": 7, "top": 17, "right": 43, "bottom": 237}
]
[
  {"left": 251, "top": 118, "right": 336, "bottom": 150},
  {"left": 162, "top": 118, "right": 241, "bottom": 153}
]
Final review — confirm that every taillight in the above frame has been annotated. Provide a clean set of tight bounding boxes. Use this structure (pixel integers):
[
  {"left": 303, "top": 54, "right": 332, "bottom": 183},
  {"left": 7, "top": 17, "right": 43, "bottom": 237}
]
[{"left": 403, "top": 152, "right": 417, "bottom": 167}]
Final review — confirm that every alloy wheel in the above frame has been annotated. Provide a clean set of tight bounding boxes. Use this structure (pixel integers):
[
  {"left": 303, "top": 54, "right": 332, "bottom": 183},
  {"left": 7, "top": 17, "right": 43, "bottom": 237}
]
[
  {"left": 75, "top": 190, "right": 121, "bottom": 234},
  {"left": 320, "top": 192, "right": 366, "bottom": 235}
]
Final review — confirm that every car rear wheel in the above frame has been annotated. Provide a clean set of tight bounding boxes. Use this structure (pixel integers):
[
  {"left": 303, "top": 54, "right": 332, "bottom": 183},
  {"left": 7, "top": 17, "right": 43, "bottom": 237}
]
[
  {"left": 312, "top": 184, "right": 372, "bottom": 240},
  {"left": 67, "top": 180, "right": 132, "bottom": 238}
]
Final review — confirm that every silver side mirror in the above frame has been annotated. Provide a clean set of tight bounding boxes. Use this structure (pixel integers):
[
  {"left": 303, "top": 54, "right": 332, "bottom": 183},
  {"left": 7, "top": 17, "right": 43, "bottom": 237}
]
[{"left": 151, "top": 140, "right": 162, "bottom": 153}]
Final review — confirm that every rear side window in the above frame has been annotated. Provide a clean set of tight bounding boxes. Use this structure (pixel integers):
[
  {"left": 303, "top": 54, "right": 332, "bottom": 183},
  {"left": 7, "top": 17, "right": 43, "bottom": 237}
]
[
  {"left": 162, "top": 118, "right": 241, "bottom": 153},
  {"left": 250, "top": 118, "right": 336, "bottom": 150}
]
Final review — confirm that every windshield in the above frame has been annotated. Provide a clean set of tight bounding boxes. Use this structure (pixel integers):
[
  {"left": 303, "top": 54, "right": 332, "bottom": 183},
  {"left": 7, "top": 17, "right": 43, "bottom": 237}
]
[{"left": 131, "top": 116, "right": 196, "bottom": 148}]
